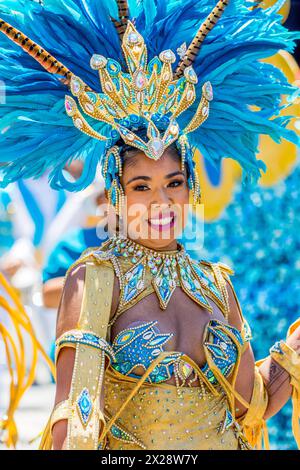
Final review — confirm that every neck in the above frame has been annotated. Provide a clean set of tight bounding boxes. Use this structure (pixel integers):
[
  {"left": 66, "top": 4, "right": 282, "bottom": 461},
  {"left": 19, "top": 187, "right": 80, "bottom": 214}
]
[{"left": 123, "top": 236, "right": 179, "bottom": 253}]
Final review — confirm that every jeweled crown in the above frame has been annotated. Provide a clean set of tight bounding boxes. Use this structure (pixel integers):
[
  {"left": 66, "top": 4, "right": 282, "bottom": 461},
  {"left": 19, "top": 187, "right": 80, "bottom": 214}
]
[{"left": 65, "top": 21, "right": 213, "bottom": 161}]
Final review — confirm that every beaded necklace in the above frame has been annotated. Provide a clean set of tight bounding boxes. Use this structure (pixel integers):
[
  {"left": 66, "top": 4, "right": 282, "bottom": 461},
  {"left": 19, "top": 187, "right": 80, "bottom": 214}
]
[{"left": 93, "top": 235, "right": 228, "bottom": 315}]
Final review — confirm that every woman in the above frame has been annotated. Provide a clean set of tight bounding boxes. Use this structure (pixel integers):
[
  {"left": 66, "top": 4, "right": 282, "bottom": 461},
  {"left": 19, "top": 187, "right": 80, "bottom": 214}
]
[
  {"left": 46, "top": 139, "right": 300, "bottom": 451},
  {"left": 0, "top": 0, "right": 299, "bottom": 451}
]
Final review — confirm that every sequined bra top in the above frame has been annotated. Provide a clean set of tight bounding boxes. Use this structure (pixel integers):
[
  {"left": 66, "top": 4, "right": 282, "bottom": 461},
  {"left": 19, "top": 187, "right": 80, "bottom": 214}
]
[
  {"left": 58, "top": 236, "right": 252, "bottom": 390},
  {"left": 110, "top": 318, "right": 246, "bottom": 386}
]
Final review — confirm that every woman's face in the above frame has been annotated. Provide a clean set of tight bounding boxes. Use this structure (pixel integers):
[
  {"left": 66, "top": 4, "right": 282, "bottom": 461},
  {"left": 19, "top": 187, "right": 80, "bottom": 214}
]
[{"left": 120, "top": 148, "right": 190, "bottom": 251}]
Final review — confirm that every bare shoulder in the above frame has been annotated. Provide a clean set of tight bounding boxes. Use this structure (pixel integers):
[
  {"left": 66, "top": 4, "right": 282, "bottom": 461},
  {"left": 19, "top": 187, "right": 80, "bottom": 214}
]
[
  {"left": 56, "top": 261, "right": 86, "bottom": 338},
  {"left": 56, "top": 250, "right": 120, "bottom": 338}
]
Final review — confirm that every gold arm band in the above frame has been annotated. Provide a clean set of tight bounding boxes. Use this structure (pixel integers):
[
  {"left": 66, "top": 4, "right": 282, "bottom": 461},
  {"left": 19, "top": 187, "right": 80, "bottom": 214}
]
[
  {"left": 66, "top": 261, "right": 114, "bottom": 450},
  {"left": 49, "top": 399, "right": 106, "bottom": 444},
  {"left": 55, "top": 329, "right": 116, "bottom": 365},
  {"left": 50, "top": 400, "right": 69, "bottom": 430}
]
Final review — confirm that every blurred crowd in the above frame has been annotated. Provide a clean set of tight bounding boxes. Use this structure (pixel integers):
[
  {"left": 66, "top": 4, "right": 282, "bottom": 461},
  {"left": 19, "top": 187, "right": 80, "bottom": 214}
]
[{"left": 0, "top": 161, "right": 109, "bottom": 414}]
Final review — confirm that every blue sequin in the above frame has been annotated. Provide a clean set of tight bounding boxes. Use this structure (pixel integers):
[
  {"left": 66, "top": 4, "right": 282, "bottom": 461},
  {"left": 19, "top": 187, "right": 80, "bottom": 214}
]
[
  {"left": 110, "top": 319, "right": 244, "bottom": 385},
  {"left": 111, "top": 321, "right": 180, "bottom": 383}
]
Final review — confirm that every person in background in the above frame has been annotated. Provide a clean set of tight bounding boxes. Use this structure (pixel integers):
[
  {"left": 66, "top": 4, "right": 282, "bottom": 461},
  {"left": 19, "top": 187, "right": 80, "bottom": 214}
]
[{"left": 42, "top": 186, "right": 109, "bottom": 309}]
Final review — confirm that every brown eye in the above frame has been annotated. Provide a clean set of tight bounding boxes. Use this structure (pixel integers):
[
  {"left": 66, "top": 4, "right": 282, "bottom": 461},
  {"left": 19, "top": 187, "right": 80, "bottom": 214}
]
[
  {"left": 168, "top": 179, "right": 184, "bottom": 188},
  {"left": 133, "top": 184, "right": 149, "bottom": 191}
]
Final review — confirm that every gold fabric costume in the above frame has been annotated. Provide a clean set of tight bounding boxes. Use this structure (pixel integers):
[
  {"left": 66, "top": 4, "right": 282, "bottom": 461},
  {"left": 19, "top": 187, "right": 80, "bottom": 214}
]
[{"left": 40, "top": 237, "right": 299, "bottom": 450}]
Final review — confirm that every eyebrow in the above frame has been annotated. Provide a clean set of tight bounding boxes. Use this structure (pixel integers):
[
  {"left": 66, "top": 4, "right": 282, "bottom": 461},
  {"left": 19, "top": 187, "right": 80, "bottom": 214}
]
[{"left": 125, "top": 170, "right": 185, "bottom": 185}]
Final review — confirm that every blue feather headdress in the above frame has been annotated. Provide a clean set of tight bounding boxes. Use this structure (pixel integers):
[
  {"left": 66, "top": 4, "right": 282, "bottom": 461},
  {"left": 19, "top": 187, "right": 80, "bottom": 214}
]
[{"left": 0, "top": 0, "right": 299, "bottom": 202}]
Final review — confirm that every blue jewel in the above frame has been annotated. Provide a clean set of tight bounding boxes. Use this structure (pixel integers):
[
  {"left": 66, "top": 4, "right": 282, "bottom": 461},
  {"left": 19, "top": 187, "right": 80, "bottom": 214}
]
[{"left": 77, "top": 388, "right": 93, "bottom": 425}]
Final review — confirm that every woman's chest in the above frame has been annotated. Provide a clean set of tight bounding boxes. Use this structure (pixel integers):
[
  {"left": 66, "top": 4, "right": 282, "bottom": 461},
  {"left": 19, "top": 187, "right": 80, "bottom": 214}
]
[{"left": 109, "top": 288, "right": 239, "bottom": 373}]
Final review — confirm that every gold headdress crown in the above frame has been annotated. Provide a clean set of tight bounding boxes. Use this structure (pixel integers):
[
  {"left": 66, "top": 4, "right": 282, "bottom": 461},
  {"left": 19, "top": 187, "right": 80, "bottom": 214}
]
[{"left": 65, "top": 21, "right": 213, "bottom": 161}]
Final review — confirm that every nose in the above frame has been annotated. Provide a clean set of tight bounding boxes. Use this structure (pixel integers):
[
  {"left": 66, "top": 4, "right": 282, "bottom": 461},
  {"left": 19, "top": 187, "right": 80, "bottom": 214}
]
[{"left": 151, "top": 187, "right": 172, "bottom": 206}]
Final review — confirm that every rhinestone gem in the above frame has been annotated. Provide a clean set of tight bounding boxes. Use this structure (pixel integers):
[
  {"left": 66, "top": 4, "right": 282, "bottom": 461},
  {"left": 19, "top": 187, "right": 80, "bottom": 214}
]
[
  {"left": 127, "top": 32, "right": 139, "bottom": 45},
  {"left": 90, "top": 54, "right": 107, "bottom": 70},
  {"left": 202, "top": 106, "right": 208, "bottom": 117},
  {"left": 75, "top": 118, "right": 83, "bottom": 129},
  {"left": 177, "top": 42, "right": 187, "bottom": 59},
  {"left": 134, "top": 70, "right": 148, "bottom": 91},
  {"left": 126, "top": 133, "right": 135, "bottom": 141},
  {"left": 148, "top": 138, "right": 164, "bottom": 159},
  {"left": 187, "top": 90, "right": 194, "bottom": 102},
  {"left": 71, "top": 76, "right": 82, "bottom": 95},
  {"left": 203, "top": 81, "right": 213, "bottom": 101},
  {"left": 136, "top": 91, "right": 143, "bottom": 103},
  {"left": 169, "top": 124, "right": 179, "bottom": 135},
  {"left": 65, "top": 97, "right": 75, "bottom": 116},
  {"left": 105, "top": 82, "right": 113, "bottom": 92},
  {"left": 184, "top": 66, "right": 198, "bottom": 84},
  {"left": 159, "top": 50, "right": 176, "bottom": 63},
  {"left": 85, "top": 103, "right": 94, "bottom": 113},
  {"left": 77, "top": 388, "right": 93, "bottom": 425}
]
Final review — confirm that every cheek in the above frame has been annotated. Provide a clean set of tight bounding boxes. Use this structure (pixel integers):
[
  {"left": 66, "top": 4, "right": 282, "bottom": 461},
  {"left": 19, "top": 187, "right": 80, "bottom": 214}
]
[
  {"left": 124, "top": 187, "right": 154, "bottom": 207},
  {"left": 172, "top": 186, "right": 190, "bottom": 225},
  {"left": 123, "top": 190, "right": 150, "bottom": 224},
  {"left": 173, "top": 184, "right": 190, "bottom": 205}
]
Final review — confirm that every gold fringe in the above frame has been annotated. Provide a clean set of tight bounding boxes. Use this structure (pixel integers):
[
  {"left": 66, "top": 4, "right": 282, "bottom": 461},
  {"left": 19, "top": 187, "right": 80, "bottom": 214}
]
[
  {"left": 0, "top": 273, "right": 55, "bottom": 448},
  {"left": 238, "top": 367, "right": 269, "bottom": 450}
]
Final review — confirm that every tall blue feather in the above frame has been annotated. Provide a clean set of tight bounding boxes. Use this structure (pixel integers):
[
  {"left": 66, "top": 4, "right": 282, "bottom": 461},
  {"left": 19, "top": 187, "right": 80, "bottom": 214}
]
[{"left": 0, "top": 0, "right": 299, "bottom": 191}]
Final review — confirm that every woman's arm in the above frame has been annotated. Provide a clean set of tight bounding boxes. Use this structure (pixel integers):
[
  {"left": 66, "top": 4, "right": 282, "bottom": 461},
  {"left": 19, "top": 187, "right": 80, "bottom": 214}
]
[
  {"left": 225, "top": 275, "right": 300, "bottom": 421},
  {"left": 52, "top": 260, "right": 120, "bottom": 450},
  {"left": 52, "top": 263, "right": 86, "bottom": 450},
  {"left": 53, "top": 348, "right": 76, "bottom": 449},
  {"left": 225, "top": 279, "right": 256, "bottom": 418},
  {"left": 258, "top": 324, "right": 300, "bottom": 420}
]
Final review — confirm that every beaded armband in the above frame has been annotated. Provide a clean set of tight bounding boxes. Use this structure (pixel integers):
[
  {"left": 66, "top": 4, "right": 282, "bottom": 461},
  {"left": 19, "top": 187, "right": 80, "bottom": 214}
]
[
  {"left": 269, "top": 318, "right": 300, "bottom": 448},
  {"left": 40, "top": 258, "right": 115, "bottom": 450},
  {"left": 55, "top": 329, "right": 116, "bottom": 365}
]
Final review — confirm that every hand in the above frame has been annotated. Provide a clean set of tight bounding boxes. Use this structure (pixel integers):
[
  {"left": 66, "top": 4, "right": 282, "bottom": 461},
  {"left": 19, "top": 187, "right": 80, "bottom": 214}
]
[{"left": 285, "top": 320, "right": 300, "bottom": 354}]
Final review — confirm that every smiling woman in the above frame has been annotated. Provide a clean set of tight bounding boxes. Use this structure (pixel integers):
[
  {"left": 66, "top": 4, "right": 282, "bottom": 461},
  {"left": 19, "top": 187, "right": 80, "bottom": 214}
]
[
  {"left": 0, "top": 0, "right": 299, "bottom": 452},
  {"left": 47, "top": 134, "right": 300, "bottom": 450}
]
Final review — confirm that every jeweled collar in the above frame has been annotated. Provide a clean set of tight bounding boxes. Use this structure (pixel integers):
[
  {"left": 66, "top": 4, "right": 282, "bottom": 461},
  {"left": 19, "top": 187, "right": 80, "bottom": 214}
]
[
  {"left": 94, "top": 235, "right": 227, "bottom": 314},
  {"left": 108, "top": 235, "right": 185, "bottom": 262}
]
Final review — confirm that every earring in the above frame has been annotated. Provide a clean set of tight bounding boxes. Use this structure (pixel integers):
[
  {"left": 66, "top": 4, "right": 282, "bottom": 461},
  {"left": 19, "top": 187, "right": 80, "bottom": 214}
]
[
  {"left": 193, "top": 170, "right": 202, "bottom": 206},
  {"left": 103, "top": 146, "right": 125, "bottom": 217}
]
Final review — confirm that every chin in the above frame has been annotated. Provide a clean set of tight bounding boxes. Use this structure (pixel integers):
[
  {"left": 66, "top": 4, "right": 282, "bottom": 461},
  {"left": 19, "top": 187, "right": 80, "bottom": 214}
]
[
  {"left": 145, "top": 236, "right": 175, "bottom": 250},
  {"left": 137, "top": 227, "right": 179, "bottom": 251},
  {"left": 125, "top": 217, "right": 183, "bottom": 249}
]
